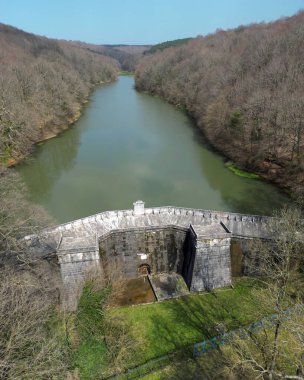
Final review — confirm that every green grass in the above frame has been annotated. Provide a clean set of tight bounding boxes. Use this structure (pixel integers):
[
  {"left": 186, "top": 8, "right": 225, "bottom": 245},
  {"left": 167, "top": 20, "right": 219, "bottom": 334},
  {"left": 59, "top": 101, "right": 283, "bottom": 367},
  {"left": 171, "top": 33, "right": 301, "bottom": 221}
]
[
  {"left": 141, "top": 315, "right": 304, "bottom": 380},
  {"left": 71, "top": 282, "right": 111, "bottom": 379},
  {"left": 68, "top": 278, "right": 274, "bottom": 378},
  {"left": 119, "top": 70, "right": 134, "bottom": 76},
  {"left": 110, "top": 278, "right": 269, "bottom": 368},
  {"left": 133, "top": 349, "right": 233, "bottom": 380},
  {"left": 67, "top": 277, "right": 303, "bottom": 379},
  {"left": 73, "top": 340, "right": 107, "bottom": 379},
  {"left": 226, "top": 164, "right": 260, "bottom": 179}
]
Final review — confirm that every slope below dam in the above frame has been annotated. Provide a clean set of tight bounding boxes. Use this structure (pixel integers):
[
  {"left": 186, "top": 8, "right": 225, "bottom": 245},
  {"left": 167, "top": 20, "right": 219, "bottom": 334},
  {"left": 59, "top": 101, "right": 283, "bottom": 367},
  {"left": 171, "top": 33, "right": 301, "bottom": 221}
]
[{"left": 18, "top": 76, "right": 289, "bottom": 223}]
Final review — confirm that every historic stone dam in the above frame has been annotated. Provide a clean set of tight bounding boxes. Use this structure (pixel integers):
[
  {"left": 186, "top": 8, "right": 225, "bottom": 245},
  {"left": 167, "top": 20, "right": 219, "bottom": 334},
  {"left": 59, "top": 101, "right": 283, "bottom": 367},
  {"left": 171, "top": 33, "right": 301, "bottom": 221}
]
[{"left": 26, "top": 201, "right": 274, "bottom": 309}]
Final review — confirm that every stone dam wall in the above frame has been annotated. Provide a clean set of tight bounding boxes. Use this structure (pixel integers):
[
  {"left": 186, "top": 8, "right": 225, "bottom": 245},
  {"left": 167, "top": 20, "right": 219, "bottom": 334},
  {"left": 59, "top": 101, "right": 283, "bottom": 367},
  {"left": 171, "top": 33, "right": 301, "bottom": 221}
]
[
  {"left": 27, "top": 202, "right": 274, "bottom": 309},
  {"left": 99, "top": 226, "right": 187, "bottom": 279}
]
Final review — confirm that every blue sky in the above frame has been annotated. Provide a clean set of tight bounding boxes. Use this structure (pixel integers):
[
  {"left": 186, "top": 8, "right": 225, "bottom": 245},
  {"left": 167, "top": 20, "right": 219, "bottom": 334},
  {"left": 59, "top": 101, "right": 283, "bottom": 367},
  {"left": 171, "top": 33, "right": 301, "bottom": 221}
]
[{"left": 1, "top": 0, "right": 304, "bottom": 45}]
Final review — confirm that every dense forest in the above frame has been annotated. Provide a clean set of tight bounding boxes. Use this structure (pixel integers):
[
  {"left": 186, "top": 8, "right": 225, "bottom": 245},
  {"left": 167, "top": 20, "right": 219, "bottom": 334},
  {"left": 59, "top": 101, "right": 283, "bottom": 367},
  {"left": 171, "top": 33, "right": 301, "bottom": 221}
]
[
  {"left": 71, "top": 42, "right": 150, "bottom": 72},
  {"left": 144, "top": 37, "right": 193, "bottom": 55},
  {"left": 136, "top": 11, "right": 304, "bottom": 196},
  {"left": 0, "top": 23, "right": 119, "bottom": 165}
]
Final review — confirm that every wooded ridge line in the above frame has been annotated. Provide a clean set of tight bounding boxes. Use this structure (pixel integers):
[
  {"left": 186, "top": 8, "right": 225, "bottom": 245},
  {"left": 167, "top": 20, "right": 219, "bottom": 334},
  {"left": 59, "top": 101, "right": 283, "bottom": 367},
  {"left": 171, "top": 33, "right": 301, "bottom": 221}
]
[
  {"left": 0, "top": 23, "right": 120, "bottom": 167},
  {"left": 135, "top": 11, "right": 304, "bottom": 198},
  {"left": 1, "top": 12, "right": 304, "bottom": 200}
]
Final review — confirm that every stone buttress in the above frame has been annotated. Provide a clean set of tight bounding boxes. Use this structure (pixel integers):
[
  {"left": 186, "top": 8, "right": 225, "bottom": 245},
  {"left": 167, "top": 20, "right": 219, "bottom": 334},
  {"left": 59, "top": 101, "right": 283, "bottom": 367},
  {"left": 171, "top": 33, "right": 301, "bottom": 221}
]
[{"left": 25, "top": 201, "right": 273, "bottom": 309}]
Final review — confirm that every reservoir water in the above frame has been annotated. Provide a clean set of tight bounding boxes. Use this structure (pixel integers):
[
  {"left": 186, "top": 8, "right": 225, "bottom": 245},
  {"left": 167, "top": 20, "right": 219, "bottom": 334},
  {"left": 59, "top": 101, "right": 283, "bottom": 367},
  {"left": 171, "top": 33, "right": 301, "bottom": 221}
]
[{"left": 18, "top": 76, "right": 289, "bottom": 223}]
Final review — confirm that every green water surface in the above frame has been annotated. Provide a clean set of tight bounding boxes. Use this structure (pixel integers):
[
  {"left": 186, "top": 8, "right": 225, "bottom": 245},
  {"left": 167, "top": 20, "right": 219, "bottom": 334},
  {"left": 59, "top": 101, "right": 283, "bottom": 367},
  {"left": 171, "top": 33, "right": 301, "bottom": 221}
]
[{"left": 17, "top": 76, "right": 289, "bottom": 223}]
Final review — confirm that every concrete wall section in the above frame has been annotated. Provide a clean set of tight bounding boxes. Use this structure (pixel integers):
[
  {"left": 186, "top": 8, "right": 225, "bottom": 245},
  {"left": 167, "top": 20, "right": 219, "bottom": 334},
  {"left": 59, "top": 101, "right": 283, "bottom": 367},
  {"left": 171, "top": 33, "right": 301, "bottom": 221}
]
[
  {"left": 58, "top": 248, "right": 101, "bottom": 310},
  {"left": 99, "top": 226, "right": 187, "bottom": 279},
  {"left": 37, "top": 206, "right": 273, "bottom": 244},
  {"left": 190, "top": 237, "right": 232, "bottom": 291},
  {"left": 189, "top": 225, "right": 232, "bottom": 292}
]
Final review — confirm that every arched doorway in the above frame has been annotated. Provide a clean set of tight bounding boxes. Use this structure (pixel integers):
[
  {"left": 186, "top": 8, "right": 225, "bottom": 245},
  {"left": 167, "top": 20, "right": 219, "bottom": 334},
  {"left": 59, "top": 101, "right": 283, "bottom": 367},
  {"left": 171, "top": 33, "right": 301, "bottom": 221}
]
[{"left": 138, "top": 263, "right": 151, "bottom": 276}]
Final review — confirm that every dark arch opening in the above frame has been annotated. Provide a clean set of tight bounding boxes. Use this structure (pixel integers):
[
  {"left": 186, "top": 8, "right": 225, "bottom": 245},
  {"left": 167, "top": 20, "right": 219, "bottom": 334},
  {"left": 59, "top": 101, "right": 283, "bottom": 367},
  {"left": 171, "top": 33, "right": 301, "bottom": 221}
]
[{"left": 138, "top": 263, "right": 151, "bottom": 276}]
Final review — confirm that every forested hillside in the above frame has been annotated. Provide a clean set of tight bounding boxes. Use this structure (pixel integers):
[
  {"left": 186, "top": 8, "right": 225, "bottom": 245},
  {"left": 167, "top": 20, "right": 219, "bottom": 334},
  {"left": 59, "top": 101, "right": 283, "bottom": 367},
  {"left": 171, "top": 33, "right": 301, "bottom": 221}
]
[
  {"left": 0, "top": 24, "right": 119, "bottom": 165},
  {"left": 71, "top": 42, "right": 150, "bottom": 72},
  {"left": 136, "top": 11, "right": 304, "bottom": 196},
  {"left": 145, "top": 37, "right": 193, "bottom": 54},
  {"left": 0, "top": 26, "right": 120, "bottom": 376}
]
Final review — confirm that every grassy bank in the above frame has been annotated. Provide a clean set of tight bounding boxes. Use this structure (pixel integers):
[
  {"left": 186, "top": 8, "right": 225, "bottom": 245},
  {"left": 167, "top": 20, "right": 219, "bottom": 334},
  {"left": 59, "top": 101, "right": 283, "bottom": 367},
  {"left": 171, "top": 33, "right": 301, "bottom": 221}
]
[
  {"left": 110, "top": 278, "right": 268, "bottom": 366},
  {"left": 140, "top": 315, "right": 304, "bottom": 380},
  {"left": 225, "top": 163, "right": 260, "bottom": 179},
  {"left": 70, "top": 278, "right": 271, "bottom": 378}
]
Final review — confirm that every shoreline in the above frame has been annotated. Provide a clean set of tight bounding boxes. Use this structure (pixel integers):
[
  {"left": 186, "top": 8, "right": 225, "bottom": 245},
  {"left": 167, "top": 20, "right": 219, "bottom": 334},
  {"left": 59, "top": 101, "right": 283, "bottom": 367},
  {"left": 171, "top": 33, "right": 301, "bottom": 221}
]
[
  {"left": 135, "top": 86, "right": 296, "bottom": 199},
  {"left": 6, "top": 79, "right": 116, "bottom": 168},
  {"left": 5, "top": 106, "right": 85, "bottom": 168},
  {"left": 37, "top": 108, "right": 84, "bottom": 143},
  {"left": 36, "top": 79, "right": 113, "bottom": 144},
  {"left": 8, "top": 76, "right": 297, "bottom": 200}
]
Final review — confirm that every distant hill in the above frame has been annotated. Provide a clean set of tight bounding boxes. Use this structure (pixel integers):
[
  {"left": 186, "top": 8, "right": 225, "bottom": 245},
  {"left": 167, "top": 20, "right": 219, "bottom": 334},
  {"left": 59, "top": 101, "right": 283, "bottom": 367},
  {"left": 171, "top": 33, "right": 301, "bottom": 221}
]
[
  {"left": 145, "top": 38, "right": 193, "bottom": 54},
  {"left": 69, "top": 42, "right": 151, "bottom": 72},
  {"left": 105, "top": 44, "right": 150, "bottom": 54}
]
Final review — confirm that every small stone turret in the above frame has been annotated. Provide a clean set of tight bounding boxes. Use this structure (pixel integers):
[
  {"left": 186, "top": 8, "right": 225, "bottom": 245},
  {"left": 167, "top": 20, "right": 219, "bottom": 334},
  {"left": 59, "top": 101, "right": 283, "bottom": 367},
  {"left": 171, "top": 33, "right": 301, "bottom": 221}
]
[{"left": 133, "top": 200, "right": 145, "bottom": 215}]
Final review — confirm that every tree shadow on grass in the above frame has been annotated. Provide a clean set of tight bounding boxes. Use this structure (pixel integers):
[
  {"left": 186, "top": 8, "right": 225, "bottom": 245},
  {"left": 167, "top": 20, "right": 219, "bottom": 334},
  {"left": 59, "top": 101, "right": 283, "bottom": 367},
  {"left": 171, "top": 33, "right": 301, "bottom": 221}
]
[
  {"left": 145, "top": 290, "right": 251, "bottom": 358},
  {"left": 140, "top": 281, "right": 265, "bottom": 378},
  {"left": 147, "top": 349, "right": 235, "bottom": 380}
]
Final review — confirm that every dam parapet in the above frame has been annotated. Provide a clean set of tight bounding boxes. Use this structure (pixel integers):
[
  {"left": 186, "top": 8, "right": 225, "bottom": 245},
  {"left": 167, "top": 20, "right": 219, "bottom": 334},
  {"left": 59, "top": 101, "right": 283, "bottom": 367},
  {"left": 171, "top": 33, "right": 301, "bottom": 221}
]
[{"left": 26, "top": 201, "right": 274, "bottom": 309}]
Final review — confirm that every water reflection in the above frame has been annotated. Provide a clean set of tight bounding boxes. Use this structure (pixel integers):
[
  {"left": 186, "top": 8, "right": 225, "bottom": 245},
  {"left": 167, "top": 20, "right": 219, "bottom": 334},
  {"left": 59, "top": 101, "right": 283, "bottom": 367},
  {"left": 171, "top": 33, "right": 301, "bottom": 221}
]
[
  {"left": 19, "top": 125, "right": 81, "bottom": 201},
  {"left": 196, "top": 142, "right": 289, "bottom": 214},
  {"left": 17, "top": 77, "right": 290, "bottom": 222}
]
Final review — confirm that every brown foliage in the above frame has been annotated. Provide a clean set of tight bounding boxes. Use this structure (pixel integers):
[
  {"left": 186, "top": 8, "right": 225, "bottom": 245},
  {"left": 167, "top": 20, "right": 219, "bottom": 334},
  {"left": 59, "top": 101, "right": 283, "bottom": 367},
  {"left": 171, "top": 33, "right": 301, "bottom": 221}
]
[
  {"left": 0, "top": 23, "right": 119, "bottom": 164},
  {"left": 85, "top": 258, "right": 128, "bottom": 307},
  {"left": 0, "top": 169, "right": 67, "bottom": 378},
  {"left": 226, "top": 206, "right": 304, "bottom": 379},
  {"left": 0, "top": 266, "right": 66, "bottom": 380},
  {"left": 0, "top": 170, "right": 52, "bottom": 258},
  {"left": 135, "top": 11, "right": 304, "bottom": 196}
]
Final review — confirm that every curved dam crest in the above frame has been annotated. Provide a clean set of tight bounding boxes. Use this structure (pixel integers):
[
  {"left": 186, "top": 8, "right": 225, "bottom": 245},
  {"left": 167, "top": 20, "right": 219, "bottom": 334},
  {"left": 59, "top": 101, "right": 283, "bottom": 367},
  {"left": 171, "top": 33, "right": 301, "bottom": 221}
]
[{"left": 27, "top": 201, "right": 274, "bottom": 309}]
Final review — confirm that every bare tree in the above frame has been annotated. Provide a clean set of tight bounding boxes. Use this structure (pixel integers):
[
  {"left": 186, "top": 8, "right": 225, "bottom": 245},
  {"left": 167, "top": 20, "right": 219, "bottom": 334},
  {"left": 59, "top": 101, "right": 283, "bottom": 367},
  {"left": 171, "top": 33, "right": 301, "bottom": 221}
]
[
  {"left": 0, "top": 266, "right": 67, "bottom": 380},
  {"left": 0, "top": 170, "right": 68, "bottom": 379},
  {"left": 0, "top": 23, "right": 119, "bottom": 164},
  {"left": 0, "top": 170, "right": 52, "bottom": 258},
  {"left": 224, "top": 206, "right": 304, "bottom": 379},
  {"left": 135, "top": 11, "right": 304, "bottom": 197}
]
